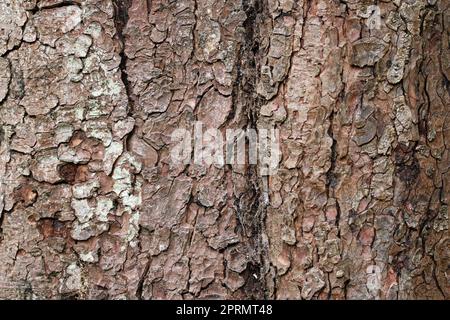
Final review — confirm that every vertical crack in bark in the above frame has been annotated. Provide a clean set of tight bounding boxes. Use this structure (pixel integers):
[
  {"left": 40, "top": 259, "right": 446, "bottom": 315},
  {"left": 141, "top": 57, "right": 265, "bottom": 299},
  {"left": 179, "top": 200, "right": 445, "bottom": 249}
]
[
  {"left": 326, "top": 111, "right": 338, "bottom": 196},
  {"left": 0, "top": 209, "right": 5, "bottom": 242},
  {"left": 113, "top": 0, "right": 136, "bottom": 153},
  {"left": 136, "top": 257, "right": 152, "bottom": 300},
  {"left": 238, "top": 0, "right": 269, "bottom": 299},
  {"left": 113, "top": 0, "right": 132, "bottom": 100}
]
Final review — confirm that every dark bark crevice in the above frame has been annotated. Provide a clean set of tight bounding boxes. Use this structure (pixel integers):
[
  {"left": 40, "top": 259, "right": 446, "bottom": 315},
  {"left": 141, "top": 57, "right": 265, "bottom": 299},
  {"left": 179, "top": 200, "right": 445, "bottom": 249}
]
[{"left": 238, "top": 0, "right": 271, "bottom": 299}]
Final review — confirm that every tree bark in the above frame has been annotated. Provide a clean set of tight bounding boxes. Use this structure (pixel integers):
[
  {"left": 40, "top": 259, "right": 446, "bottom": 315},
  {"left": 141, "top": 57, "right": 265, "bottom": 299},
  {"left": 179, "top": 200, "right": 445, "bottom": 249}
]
[{"left": 0, "top": 0, "right": 448, "bottom": 299}]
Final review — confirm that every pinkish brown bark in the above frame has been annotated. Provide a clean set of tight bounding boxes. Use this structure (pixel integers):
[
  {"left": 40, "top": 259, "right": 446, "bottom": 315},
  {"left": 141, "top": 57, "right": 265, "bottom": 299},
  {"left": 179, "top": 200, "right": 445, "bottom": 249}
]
[{"left": 0, "top": 0, "right": 448, "bottom": 300}]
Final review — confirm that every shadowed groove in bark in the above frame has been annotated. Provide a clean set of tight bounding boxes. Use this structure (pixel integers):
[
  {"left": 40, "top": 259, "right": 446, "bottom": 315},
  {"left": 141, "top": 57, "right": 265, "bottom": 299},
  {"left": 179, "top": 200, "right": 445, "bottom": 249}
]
[
  {"left": 238, "top": 0, "right": 272, "bottom": 299},
  {"left": 30, "top": 0, "right": 81, "bottom": 12},
  {"left": 113, "top": 0, "right": 132, "bottom": 107}
]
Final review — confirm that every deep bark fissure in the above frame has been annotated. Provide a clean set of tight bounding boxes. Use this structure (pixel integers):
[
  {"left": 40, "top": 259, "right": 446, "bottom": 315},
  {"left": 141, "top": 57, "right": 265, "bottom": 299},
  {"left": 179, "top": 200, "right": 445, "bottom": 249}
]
[{"left": 237, "top": 0, "right": 270, "bottom": 299}]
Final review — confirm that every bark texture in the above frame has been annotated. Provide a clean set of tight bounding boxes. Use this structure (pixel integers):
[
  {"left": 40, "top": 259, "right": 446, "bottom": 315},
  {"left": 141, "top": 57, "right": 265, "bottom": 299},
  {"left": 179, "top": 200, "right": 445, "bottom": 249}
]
[{"left": 0, "top": 0, "right": 448, "bottom": 299}]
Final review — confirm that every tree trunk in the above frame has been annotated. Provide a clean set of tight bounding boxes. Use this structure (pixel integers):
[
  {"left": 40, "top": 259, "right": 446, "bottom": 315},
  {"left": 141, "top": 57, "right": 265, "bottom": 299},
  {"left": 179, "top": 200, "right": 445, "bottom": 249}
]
[{"left": 0, "top": 0, "right": 448, "bottom": 300}]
